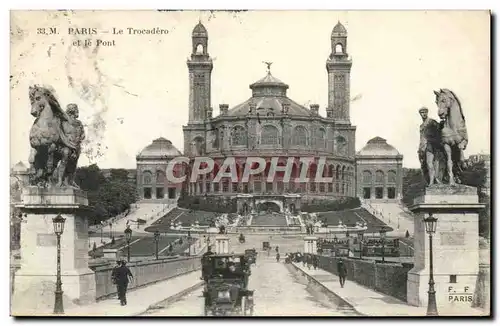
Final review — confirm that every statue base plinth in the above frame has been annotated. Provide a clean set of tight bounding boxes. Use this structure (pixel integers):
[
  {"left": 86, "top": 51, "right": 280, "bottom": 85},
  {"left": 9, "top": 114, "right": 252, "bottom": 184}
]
[
  {"left": 407, "top": 184, "right": 484, "bottom": 309},
  {"left": 304, "top": 236, "right": 318, "bottom": 254},
  {"left": 215, "top": 235, "right": 230, "bottom": 254},
  {"left": 11, "top": 186, "right": 96, "bottom": 315}
]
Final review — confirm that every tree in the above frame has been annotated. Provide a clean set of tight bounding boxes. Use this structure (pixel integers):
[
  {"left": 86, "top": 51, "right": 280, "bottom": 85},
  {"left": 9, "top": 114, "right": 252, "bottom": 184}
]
[{"left": 75, "top": 165, "right": 138, "bottom": 225}]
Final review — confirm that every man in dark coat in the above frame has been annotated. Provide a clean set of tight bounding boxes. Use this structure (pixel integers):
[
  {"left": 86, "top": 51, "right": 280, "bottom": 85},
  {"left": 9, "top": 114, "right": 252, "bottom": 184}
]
[
  {"left": 111, "top": 260, "right": 121, "bottom": 301},
  {"left": 115, "top": 260, "right": 134, "bottom": 305},
  {"left": 337, "top": 258, "right": 347, "bottom": 288}
]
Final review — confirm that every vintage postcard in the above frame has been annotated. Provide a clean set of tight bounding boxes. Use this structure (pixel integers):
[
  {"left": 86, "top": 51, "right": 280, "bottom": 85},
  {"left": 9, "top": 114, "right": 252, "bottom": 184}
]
[{"left": 9, "top": 10, "right": 491, "bottom": 317}]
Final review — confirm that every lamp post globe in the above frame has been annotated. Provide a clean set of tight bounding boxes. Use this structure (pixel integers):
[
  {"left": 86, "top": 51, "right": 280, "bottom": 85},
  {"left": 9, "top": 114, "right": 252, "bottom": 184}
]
[
  {"left": 52, "top": 214, "right": 66, "bottom": 314},
  {"left": 423, "top": 213, "right": 439, "bottom": 316},
  {"left": 124, "top": 226, "right": 132, "bottom": 262}
]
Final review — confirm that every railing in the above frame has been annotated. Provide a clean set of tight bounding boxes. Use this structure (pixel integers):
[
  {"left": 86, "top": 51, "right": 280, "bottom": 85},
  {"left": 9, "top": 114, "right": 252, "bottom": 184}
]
[
  {"left": 93, "top": 256, "right": 201, "bottom": 300},
  {"left": 233, "top": 226, "right": 302, "bottom": 234},
  {"left": 315, "top": 255, "right": 413, "bottom": 302}
]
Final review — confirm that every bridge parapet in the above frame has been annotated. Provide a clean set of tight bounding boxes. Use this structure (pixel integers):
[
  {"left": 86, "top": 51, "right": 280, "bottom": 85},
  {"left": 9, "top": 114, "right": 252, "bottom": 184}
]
[{"left": 93, "top": 256, "right": 201, "bottom": 300}]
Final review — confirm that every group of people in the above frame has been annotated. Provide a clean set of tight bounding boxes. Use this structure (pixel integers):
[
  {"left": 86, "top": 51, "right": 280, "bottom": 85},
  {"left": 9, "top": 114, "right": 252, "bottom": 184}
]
[
  {"left": 111, "top": 260, "right": 134, "bottom": 306},
  {"left": 283, "top": 252, "right": 348, "bottom": 288}
]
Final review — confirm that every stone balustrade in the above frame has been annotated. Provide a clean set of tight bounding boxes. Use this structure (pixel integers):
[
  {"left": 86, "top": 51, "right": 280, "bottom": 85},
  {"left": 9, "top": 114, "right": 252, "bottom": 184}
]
[{"left": 93, "top": 256, "right": 201, "bottom": 300}]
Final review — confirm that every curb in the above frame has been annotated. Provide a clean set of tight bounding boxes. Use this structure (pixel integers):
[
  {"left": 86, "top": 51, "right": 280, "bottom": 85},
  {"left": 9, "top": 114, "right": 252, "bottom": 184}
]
[
  {"left": 289, "top": 263, "right": 364, "bottom": 316},
  {"left": 137, "top": 281, "right": 204, "bottom": 315}
]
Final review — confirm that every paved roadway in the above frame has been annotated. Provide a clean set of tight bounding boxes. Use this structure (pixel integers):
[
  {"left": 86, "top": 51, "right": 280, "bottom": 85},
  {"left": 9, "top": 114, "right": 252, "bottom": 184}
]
[{"left": 144, "top": 255, "right": 358, "bottom": 316}]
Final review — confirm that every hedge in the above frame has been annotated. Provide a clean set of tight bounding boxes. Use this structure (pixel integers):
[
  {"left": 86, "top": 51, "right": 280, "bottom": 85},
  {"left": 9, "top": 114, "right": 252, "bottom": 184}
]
[
  {"left": 177, "top": 194, "right": 237, "bottom": 213},
  {"left": 301, "top": 197, "right": 361, "bottom": 212}
]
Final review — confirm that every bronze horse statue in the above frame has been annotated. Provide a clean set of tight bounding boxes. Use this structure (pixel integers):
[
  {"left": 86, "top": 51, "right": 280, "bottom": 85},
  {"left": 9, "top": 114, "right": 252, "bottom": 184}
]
[
  {"left": 434, "top": 88, "right": 468, "bottom": 185},
  {"left": 28, "top": 85, "right": 82, "bottom": 187}
]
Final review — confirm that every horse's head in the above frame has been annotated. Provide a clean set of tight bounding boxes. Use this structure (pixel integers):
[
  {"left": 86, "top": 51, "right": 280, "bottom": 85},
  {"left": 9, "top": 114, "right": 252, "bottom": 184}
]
[
  {"left": 29, "top": 85, "right": 63, "bottom": 118},
  {"left": 434, "top": 89, "right": 453, "bottom": 120}
]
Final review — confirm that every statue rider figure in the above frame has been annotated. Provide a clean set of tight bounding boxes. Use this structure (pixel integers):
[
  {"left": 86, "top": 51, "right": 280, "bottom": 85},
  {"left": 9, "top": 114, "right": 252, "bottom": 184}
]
[
  {"left": 59, "top": 103, "right": 85, "bottom": 187},
  {"left": 418, "top": 107, "right": 442, "bottom": 185}
]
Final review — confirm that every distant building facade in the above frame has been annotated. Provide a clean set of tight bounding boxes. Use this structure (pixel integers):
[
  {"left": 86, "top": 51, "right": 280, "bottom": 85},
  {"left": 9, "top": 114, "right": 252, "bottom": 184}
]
[
  {"left": 355, "top": 137, "right": 403, "bottom": 201},
  {"left": 134, "top": 22, "right": 404, "bottom": 207}
]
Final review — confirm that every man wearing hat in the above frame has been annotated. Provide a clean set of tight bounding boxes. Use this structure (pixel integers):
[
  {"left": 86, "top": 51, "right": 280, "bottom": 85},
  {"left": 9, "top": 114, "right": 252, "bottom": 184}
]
[
  {"left": 418, "top": 107, "right": 441, "bottom": 185},
  {"left": 337, "top": 258, "right": 348, "bottom": 288},
  {"left": 114, "top": 260, "right": 134, "bottom": 306}
]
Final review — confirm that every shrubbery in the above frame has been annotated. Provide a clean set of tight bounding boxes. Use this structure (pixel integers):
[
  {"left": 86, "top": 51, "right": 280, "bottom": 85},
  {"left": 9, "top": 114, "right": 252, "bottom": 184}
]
[
  {"left": 177, "top": 194, "right": 237, "bottom": 213},
  {"left": 301, "top": 197, "right": 361, "bottom": 212}
]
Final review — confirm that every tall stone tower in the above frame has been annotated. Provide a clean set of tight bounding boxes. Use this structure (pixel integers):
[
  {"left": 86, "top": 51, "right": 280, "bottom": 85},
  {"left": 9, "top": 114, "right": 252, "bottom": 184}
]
[
  {"left": 187, "top": 21, "right": 213, "bottom": 123},
  {"left": 326, "top": 21, "right": 352, "bottom": 123}
]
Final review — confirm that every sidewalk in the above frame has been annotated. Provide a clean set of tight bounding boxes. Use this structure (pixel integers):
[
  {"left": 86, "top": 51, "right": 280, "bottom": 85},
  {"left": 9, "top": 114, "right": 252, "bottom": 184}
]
[
  {"left": 292, "top": 262, "right": 485, "bottom": 317},
  {"left": 64, "top": 270, "right": 202, "bottom": 316}
]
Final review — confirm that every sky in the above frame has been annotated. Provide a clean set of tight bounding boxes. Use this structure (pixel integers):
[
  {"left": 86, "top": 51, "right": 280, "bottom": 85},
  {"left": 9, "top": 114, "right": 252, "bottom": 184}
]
[{"left": 10, "top": 10, "right": 490, "bottom": 169}]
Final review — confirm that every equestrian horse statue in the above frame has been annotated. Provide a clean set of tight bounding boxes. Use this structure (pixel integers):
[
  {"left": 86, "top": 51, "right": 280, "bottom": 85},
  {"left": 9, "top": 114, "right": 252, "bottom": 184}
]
[
  {"left": 28, "top": 85, "right": 85, "bottom": 187},
  {"left": 433, "top": 88, "right": 468, "bottom": 185}
]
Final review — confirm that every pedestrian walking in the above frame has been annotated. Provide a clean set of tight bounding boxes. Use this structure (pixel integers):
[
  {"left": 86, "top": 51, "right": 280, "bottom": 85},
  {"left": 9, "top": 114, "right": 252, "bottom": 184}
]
[
  {"left": 111, "top": 260, "right": 121, "bottom": 300},
  {"left": 276, "top": 252, "right": 280, "bottom": 262},
  {"left": 312, "top": 255, "right": 319, "bottom": 270},
  {"left": 306, "top": 255, "right": 312, "bottom": 270},
  {"left": 115, "top": 260, "right": 134, "bottom": 306},
  {"left": 337, "top": 258, "right": 347, "bottom": 288}
]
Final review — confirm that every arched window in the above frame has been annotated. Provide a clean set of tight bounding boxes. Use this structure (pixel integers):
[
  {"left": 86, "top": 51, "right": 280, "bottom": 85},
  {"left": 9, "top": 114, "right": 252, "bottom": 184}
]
[
  {"left": 292, "top": 126, "right": 308, "bottom": 146},
  {"left": 362, "top": 170, "right": 372, "bottom": 184},
  {"left": 192, "top": 137, "right": 205, "bottom": 156},
  {"left": 261, "top": 125, "right": 279, "bottom": 145},
  {"left": 231, "top": 126, "right": 247, "bottom": 146},
  {"left": 375, "top": 170, "right": 385, "bottom": 183},
  {"left": 388, "top": 170, "right": 397, "bottom": 183},
  {"left": 156, "top": 170, "right": 166, "bottom": 184},
  {"left": 196, "top": 44, "right": 204, "bottom": 54},
  {"left": 341, "top": 166, "right": 346, "bottom": 180},
  {"left": 143, "top": 171, "right": 152, "bottom": 184},
  {"left": 335, "top": 43, "right": 343, "bottom": 54},
  {"left": 316, "top": 128, "right": 326, "bottom": 148},
  {"left": 335, "top": 136, "right": 348, "bottom": 155}
]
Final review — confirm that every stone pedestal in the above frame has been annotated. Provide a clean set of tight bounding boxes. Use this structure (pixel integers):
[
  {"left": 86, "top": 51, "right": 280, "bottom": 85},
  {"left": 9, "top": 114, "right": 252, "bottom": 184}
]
[
  {"left": 407, "top": 185, "right": 484, "bottom": 310},
  {"left": 304, "top": 236, "right": 318, "bottom": 254},
  {"left": 12, "top": 186, "right": 96, "bottom": 314},
  {"left": 215, "top": 235, "right": 230, "bottom": 254}
]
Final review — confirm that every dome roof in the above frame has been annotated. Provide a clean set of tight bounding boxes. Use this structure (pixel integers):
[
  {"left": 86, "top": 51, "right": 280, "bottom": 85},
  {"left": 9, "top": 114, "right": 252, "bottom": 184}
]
[
  {"left": 332, "top": 21, "right": 347, "bottom": 36},
  {"left": 192, "top": 22, "right": 208, "bottom": 37},
  {"left": 357, "top": 137, "right": 401, "bottom": 157},
  {"left": 249, "top": 72, "right": 288, "bottom": 88},
  {"left": 12, "top": 161, "right": 27, "bottom": 173},
  {"left": 223, "top": 72, "right": 310, "bottom": 117},
  {"left": 137, "top": 137, "right": 182, "bottom": 159}
]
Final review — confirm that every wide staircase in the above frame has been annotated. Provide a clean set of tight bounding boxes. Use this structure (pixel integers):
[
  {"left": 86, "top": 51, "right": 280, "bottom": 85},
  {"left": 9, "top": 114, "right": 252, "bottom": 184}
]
[
  {"left": 251, "top": 212, "right": 288, "bottom": 226},
  {"left": 362, "top": 201, "right": 414, "bottom": 236},
  {"left": 98, "top": 202, "right": 171, "bottom": 235}
]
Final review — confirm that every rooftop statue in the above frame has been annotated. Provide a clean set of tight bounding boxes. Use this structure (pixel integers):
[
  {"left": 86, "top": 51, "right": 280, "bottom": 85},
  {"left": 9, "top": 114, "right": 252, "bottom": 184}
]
[
  {"left": 418, "top": 89, "right": 468, "bottom": 186},
  {"left": 28, "top": 85, "right": 86, "bottom": 188}
]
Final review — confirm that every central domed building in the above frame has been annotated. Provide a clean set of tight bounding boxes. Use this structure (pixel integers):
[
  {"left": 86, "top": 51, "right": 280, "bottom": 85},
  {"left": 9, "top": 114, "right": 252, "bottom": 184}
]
[{"left": 135, "top": 21, "right": 404, "bottom": 213}]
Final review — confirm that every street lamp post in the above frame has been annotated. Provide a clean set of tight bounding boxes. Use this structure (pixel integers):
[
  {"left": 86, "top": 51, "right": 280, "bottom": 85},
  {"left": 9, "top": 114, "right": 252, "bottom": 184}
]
[
  {"left": 358, "top": 230, "right": 365, "bottom": 259},
  {"left": 379, "top": 227, "right": 387, "bottom": 263},
  {"left": 52, "top": 214, "right": 66, "bottom": 314},
  {"left": 154, "top": 230, "right": 160, "bottom": 260},
  {"left": 187, "top": 230, "right": 191, "bottom": 257},
  {"left": 109, "top": 223, "right": 112, "bottom": 239},
  {"left": 424, "top": 213, "right": 439, "bottom": 316},
  {"left": 124, "top": 226, "right": 132, "bottom": 262}
]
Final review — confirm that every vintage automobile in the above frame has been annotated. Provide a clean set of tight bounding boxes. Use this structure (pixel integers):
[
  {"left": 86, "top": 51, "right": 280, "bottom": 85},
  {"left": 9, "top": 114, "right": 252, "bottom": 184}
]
[
  {"left": 202, "top": 254, "right": 254, "bottom": 316},
  {"left": 244, "top": 248, "right": 257, "bottom": 265},
  {"left": 262, "top": 241, "right": 270, "bottom": 251}
]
